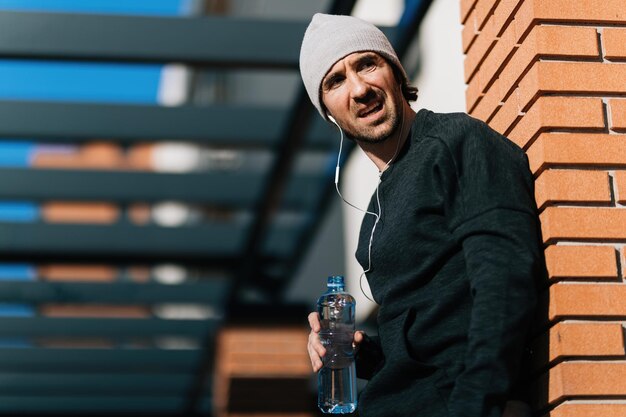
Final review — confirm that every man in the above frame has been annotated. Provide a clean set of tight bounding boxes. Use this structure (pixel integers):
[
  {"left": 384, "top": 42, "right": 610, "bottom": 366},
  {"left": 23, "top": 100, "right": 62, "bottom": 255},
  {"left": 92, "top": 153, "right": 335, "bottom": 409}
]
[{"left": 300, "top": 13, "right": 545, "bottom": 417}]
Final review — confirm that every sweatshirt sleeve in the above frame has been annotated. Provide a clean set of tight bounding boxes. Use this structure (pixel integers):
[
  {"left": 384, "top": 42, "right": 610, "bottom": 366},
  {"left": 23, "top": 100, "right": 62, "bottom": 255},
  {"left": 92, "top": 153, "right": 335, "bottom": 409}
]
[
  {"left": 355, "top": 334, "right": 384, "bottom": 380},
  {"left": 442, "top": 119, "right": 544, "bottom": 417}
]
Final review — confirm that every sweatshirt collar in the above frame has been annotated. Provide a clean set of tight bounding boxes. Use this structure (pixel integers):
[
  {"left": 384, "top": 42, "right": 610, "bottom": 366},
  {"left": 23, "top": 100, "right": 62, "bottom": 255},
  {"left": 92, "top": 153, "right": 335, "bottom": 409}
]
[{"left": 379, "top": 108, "right": 428, "bottom": 181}]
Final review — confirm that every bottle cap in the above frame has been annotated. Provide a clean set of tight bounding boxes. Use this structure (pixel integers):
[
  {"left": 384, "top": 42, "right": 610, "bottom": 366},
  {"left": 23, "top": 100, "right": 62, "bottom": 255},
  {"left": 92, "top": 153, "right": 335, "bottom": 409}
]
[{"left": 327, "top": 275, "right": 344, "bottom": 288}]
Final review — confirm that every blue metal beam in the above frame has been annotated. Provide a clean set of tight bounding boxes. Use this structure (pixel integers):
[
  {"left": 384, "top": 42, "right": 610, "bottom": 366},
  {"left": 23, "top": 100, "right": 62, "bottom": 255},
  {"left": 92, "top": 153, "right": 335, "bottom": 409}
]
[{"left": 0, "top": 11, "right": 305, "bottom": 68}]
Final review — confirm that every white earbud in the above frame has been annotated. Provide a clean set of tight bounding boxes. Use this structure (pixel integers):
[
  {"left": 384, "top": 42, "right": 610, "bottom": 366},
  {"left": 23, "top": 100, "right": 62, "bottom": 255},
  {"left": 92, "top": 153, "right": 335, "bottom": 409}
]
[{"left": 327, "top": 113, "right": 341, "bottom": 184}]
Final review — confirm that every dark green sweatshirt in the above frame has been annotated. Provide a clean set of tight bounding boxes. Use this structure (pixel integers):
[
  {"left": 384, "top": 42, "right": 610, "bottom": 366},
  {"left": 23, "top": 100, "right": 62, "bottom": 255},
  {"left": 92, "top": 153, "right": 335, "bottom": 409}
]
[{"left": 354, "top": 109, "right": 545, "bottom": 417}]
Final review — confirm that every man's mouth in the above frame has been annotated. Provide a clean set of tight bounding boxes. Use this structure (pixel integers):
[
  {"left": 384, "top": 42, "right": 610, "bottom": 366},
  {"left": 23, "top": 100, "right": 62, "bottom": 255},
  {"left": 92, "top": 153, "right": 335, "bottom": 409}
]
[{"left": 358, "top": 102, "right": 383, "bottom": 118}]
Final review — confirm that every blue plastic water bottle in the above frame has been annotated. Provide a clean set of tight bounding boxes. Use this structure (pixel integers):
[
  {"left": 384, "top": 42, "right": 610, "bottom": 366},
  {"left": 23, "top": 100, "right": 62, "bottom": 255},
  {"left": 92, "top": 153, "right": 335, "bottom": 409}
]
[{"left": 317, "top": 275, "right": 357, "bottom": 414}]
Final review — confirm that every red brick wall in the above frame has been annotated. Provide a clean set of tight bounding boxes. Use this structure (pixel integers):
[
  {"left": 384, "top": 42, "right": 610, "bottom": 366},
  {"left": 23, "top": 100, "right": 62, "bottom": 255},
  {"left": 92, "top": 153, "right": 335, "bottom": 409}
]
[{"left": 460, "top": 0, "right": 626, "bottom": 415}]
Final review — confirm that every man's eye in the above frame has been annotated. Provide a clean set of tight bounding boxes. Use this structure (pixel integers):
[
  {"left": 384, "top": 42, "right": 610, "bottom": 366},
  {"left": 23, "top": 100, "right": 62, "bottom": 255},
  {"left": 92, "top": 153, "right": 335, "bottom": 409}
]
[
  {"left": 326, "top": 77, "right": 343, "bottom": 89},
  {"left": 360, "top": 60, "right": 376, "bottom": 71}
]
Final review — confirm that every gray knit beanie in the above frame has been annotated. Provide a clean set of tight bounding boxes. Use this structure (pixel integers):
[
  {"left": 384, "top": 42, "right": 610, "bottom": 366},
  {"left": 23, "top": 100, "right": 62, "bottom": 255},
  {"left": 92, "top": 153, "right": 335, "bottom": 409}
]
[{"left": 299, "top": 13, "right": 407, "bottom": 120}]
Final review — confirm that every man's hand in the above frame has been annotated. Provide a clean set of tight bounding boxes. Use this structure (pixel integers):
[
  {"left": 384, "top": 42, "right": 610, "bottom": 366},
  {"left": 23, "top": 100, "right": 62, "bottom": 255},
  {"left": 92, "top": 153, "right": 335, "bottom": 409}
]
[{"left": 307, "top": 312, "right": 364, "bottom": 372}]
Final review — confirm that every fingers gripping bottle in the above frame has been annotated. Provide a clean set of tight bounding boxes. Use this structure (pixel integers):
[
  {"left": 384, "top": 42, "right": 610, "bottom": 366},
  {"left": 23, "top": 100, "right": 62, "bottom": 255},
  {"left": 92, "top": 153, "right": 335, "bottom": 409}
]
[{"left": 317, "top": 275, "right": 357, "bottom": 414}]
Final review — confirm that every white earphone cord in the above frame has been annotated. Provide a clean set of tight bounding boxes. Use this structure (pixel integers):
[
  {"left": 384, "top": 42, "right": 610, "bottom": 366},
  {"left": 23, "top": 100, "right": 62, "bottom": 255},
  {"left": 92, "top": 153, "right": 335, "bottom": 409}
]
[{"left": 331, "top": 113, "right": 405, "bottom": 303}]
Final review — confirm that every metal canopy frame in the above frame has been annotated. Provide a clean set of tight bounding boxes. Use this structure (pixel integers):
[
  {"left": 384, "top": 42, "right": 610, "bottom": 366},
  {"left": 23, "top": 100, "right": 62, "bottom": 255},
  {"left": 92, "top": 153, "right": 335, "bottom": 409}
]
[
  {"left": 0, "top": 11, "right": 303, "bottom": 67},
  {"left": 0, "top": 168, "right": 323, "bottom": 209},
  {"left": 0, "top": 0, "right": 434, "bottom": 415},
  {"left": 0, "top": 347, "right": 198, "bottom": 367},
  {"left": 0, "top": 280, "right": 229, "bottom": 304},
  {"left": 0, "top": 100, "right": 338, "bottom": 147}
]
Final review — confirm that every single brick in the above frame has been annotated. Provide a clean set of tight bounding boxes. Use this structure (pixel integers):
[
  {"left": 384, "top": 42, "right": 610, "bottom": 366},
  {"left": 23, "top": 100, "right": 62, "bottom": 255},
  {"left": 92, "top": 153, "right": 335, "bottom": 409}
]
[
  {"left": 464, "top": 17, "right": 497, "bottom": 83},
  {"left": 616, "top": 171, "right": 626, "bottom": 205},
  {"left": 604, "top": 28, "right": 626, "bottom": 61},
  {"left": 466, "top": 70, "right": 483, "bottom": 112},
  {"left": 549, "top": 361, "right": 626, "bottom": 404},
  {"left": 478, "top": 23, "right": 518, "bottom": 94},
  {"left": 549, "top": 322, "right": 625, "bottom": 361},
  {"left": 609, "top": 99, "right": 626, "bottom": 132},
  {"left": 462, "top": 7, "right": 479, "bottom": 52},
  {"left": 549, "top": 282, "right": 626, "bottom": 320},
  {"left": 551, "top": 403, "right": 626, "bottom": 417},
  {"left": 514, "top": 0, "right": 626, "bottom": 43},
  {"left": 541, "top": 207, "right": 626, "bottom": 243},
  {"left": 474, "top": 0, "right": 498, "bottom": 30},
  {"left": 534, "top": 169, "right": 611, "bottom": 209},
  {"left": 489, "top": 88, "right": 521, "bottom": 135},
  {"left": 518, "top": 62, "right": 626, "bottom": 112},
  {"left": 460, "top": 0, "right": 479, "bottom": 25},
  {"left": 471, "top": 78, "right": 502, "bottom": 122},
  {"left": 526, "top": 133, "right": 626, "bottom": 175},
  {"left": 544, "top": 245, "right": 619, "bottom": 281},
  {"left": 492, "top": 0, "right": 522, "bottom": 36},
  {"left": 508, "top": 97, "right": 605, "bottom": 150}
]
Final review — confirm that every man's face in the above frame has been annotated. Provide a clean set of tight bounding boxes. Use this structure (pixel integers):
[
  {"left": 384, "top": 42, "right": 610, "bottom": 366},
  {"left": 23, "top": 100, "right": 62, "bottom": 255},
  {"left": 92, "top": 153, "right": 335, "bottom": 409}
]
[{"left": 320, "top": 51, "right": 403, "bottom": 144}]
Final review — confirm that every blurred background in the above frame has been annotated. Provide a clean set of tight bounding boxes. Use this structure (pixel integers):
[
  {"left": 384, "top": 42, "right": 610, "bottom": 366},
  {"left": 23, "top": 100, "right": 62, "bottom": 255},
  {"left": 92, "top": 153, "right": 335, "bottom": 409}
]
[{"left": 0, "top": 0, "right": 464, "bottom": 415}]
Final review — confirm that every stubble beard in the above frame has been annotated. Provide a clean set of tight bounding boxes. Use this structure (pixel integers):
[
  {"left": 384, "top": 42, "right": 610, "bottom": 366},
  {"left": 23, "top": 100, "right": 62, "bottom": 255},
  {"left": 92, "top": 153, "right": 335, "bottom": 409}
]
[
  {"left": 346, "top": 112, "right": 400, "bottom": 144},
  {"left": 344, "top": 98, "right": 402, "bottom": 145}
]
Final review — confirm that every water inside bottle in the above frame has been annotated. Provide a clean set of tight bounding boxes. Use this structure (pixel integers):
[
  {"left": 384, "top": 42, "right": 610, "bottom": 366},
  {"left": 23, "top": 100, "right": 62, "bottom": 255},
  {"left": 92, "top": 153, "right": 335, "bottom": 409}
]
[
  {"left": 317, "top": 277, "right": 357, "bottom": 414},
  {"left": 318, "top": 364, "right": 357, "bottom": 414},
  {"left": 319, "top": 326, "right": 354, "bottom": 369}
]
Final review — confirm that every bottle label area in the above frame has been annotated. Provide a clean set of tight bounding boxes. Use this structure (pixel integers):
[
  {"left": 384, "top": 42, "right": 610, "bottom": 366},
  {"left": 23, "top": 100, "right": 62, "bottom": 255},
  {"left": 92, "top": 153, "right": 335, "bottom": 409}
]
[{"left": 319, "top": 326, "right": 355, "bottom": 369}]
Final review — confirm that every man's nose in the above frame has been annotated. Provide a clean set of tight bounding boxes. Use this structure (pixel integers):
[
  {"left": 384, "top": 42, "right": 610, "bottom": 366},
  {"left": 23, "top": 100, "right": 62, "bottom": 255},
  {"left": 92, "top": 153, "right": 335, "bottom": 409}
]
[{"left": 348, "top": 74, "right": 371, "bottom": 101}]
